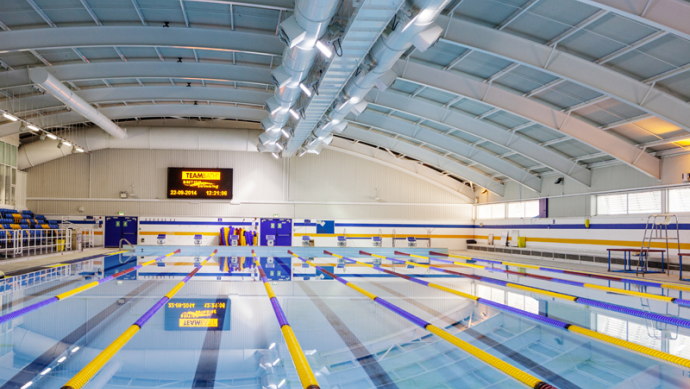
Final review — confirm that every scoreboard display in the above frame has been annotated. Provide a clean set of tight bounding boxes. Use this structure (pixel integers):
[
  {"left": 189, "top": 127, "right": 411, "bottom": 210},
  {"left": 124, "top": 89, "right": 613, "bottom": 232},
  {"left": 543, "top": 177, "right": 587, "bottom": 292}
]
[{"left": 167, "top": 168, "right": 233, "bottom": 199}]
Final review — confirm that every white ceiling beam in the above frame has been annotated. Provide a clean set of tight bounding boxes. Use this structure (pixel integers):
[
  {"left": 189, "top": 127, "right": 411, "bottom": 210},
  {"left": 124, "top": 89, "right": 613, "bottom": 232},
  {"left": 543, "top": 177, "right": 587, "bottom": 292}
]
[
  {"left": 496, "top": 0, "right": 540, "bottom": 31},
  {"left": 391, "top": 60, "right": 660, "bottom": 179},
  {"left": 328, "top": 138, "right": 475, "bottom": 202},
  {"left": 0, "top": 62, "right": 272, "bottom": 90},
  {"left": 571, "top": 0, "right": 690, "bottom": 42},
  {"left": 366, "top": 87, "right": 592, "bottom": 186},
  {"left": 351, "top": 111, "right": 542, "bottom": 191},
  {"left": 342, "top": 125, "right": 505, "bottom": 195},
  {"left": 24, "top": 104, "right": 267, "bottom": 129},
  {"left": 438, "top": 16, "right": 690, "bottom": 135},
  {"left": 0, "top": 26, "right": 284, "bottom": 58}
]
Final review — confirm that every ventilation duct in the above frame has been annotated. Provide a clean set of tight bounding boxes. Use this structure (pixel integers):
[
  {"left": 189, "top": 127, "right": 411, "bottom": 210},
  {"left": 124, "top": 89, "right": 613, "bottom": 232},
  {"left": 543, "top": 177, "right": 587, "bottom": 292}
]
[
  {"left": 303, "top": 0, "right": 450, "bottom": 152},
  {"left": 28, "top": 67, "right": 127, "bottom": 139},
  {"left": 257, "top": 0, "right": 342, "bottom": 153},
  {"left": 18, "top": 127, "right": 261, "bottom": 169}
]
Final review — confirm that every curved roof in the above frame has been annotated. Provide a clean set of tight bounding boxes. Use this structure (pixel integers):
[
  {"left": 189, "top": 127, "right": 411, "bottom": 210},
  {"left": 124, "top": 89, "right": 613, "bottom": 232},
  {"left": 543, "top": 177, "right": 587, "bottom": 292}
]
[{"left": 2, "top": 0, "right": 689, "bottom": 195}]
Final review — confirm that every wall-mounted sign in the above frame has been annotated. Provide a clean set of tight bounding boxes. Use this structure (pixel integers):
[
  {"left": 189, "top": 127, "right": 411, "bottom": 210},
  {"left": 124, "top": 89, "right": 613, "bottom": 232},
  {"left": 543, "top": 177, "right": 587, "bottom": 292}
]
[
  {"left": 167, "top": 168, "right": 233, "bottom": 199},
  {"left": 164, "top": 298, "right": 231, "bottom": 331}
]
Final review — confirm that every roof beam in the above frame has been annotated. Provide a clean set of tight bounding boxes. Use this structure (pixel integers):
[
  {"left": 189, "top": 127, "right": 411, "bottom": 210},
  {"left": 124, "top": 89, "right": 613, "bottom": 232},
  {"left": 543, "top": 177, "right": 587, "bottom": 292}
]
[
  {"left": 496, "top": 0, "right": 539, "bottom": 31},
  {"left": 2, "top": 86, "right": 272, "bottom": 113},
  {"left": 390, "top": 59, "right": 660, "bottom": 179},
  {"left": 595, "top": 30, "right": 667, "bottom": 64},
  {"left": 0, "top": 26, "right": 284, "bottom": 58},
  {"left": 571, "top": 0, "right": 690, "bottom": 42},
  {"left": 79, "top": 0, "right": 102, "bottom": 25},
  {"left": 25, "top": 0, "right": 57, "bottom": 28},
  {"left": 438, "top": 16, "right": 690, "bottom": 135},
  {"left": 367, "top": 87, "right": 592, "bottom": 187},
  {"left": 342, "top": 125, "right": 505, "bottom": 195},
  {"left": 26, "top": 104, "right": 267, "bottom": 129},
  {"left": 0, "top": 62, "right": 272, "bottom": 90},
  {"left": 546, "top": 10, "right": 607, "bottom": 46},
  {"left": 352, "top": 111, "right": 542, "bottom": 191},
  {"left": 130, "top": 0, "right": 147, "bottom": 25},
  {"left": 328, "top": 138, "right": 475, "bottom": 202}
]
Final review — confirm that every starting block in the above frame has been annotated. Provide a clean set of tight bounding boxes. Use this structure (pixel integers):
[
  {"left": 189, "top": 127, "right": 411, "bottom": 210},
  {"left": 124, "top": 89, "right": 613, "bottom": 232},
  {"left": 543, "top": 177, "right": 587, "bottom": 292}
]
[
  {"left": 407, "top": 237, "right": 417, "bottom": 248},
  {"left": 156, "top": 234, "right": 166, "bottom": 245},
  {"left": 372, "top": 236, "right": 382, "bottom": 247},
  {"left": 193, "top": 234, "right": 202, "bottom": 246},
  {"left": 337, "top": 236, "right": 347, "bottom": 247}
]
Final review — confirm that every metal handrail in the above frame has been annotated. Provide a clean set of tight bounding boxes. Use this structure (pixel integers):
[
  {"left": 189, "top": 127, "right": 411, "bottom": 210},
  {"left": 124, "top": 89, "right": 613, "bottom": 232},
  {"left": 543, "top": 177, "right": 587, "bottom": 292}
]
[{"left": 119, "top": 238, "right": 134, "bottom": 250}]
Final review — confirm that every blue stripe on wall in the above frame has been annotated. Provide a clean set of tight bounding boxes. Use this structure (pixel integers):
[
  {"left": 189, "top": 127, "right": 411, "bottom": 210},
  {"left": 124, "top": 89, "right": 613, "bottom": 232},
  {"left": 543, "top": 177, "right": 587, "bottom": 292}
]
[{"left": 140, "top": 221, "right": 253, "bottom": 226}]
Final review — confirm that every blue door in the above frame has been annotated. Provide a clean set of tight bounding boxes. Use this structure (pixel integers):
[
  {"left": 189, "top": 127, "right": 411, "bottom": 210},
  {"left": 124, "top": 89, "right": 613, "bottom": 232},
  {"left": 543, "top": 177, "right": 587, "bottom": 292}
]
[
  {"left": 276, "top": 219, "right": 292, "bottom": 246},
  {"left": 122, "top": 217, "right": 138, "bottom": 245},
  {"left": 105, "top": 216, "right": 138, "bottom": 247},
  {"left": 260, "top": 218, "right": 292, "bottom": 246},
  {"left": 104, "top": 217, "right": 122, "bottom": 248}
]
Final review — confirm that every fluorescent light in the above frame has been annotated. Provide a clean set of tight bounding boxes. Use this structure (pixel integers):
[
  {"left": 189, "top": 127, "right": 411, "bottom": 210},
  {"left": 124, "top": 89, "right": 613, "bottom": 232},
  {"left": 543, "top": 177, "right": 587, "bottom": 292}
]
[
  {"left": 20, "top": 382, "right": 32, "bottom": 389},
  {"left": 2, "top": 113, "right": 17, "bottom": 121},
  {"left": 278, "top": 379, "right": 286, "bottom": 388},
  {"left": 27, "top": 125, "right": 40, "bottom": 132},
  {"left": 299, "top": 150, "right": 307, "bottom": 157},
  {"left": 299, "top": 83, "right": 312, "bottom": 97},
  {"left": 57, "top": 356, "right": 67, "bottom": 363},
  {"left": 62, "top": 141, "right": 71, "bottom": 147},
  {"left": 331, "top": 119, "right": 341, "bottom": 125},
  {"left": 315, "top": 40, "right": 332, "bottom": 58},
  {"left": 281, "top": 129, "right": 290, "bottom": 138},
  {"left": 272, "top": 153, "right": 279, "bottom": 159},
  {"left": 272, "top": 358, "right": 280, "bottom": 366},
  {"left": 269, "top": 343, "right": 276, "bottom": 350},
  {"left": 46, "top": 133, "right": 57, "bottom": 139},
  {"left": 289, "top": 109, "right": 300, "bottom": 120},
  {"left": 40, "top": 368, "right": 51, "bottom": 376},
  {"left": 350, "top": 96, "right": 361, "bottom": 104},
  {"left": 71, "top": 347, "right": 80, "bottom": 353},
  {"left": 76, "top": 147, "right": 84, "bottom": 152},
  {"left": 275, "top": 142, "right": 284, "bottom": 150}
]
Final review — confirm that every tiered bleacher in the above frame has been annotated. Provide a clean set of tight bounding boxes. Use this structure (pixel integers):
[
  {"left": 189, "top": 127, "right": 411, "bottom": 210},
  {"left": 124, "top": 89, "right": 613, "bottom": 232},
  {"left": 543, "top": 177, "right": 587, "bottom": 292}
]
[{"left": 0, "top": 209, "right": 64, "bottom": 257}]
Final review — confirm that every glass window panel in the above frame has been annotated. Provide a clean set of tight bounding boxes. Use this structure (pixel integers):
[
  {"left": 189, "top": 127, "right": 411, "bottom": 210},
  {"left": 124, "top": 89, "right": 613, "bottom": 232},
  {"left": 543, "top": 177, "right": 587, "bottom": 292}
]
[
  {"left": 4, "top": 144, "right": 9, "bottom": 165},
  {"left": 669, "top": 188, "right": 690, "bottom": 212},
  {"left": 524, "top": 201, "right": 540, "bottom": 217},
  {"left": 491, "top": 203, "right": 505, "bottom": 219},
  {"left": 525, "top": 297, "right": 539, "bottom": 314},
  {"left": 0, "top": 167, "right": 5, "bottom": 206},
  {"left": 0, "top": 143, "right": 5, "bottom": 166},
  {"left": 477, "top": 205, "right": 492, "bottom": 219},
  {"left": 628, "top": 191, "right": 661, "bottom": 214},
  {"left": 11, "top": 146, "right": 16, "bottom": 168},
  {"left": 597, "top": 314, "right": 627, "bottom": 340},
  {"left": 597, "top": 193, "right": 627, "bottom": 215},
  {"left": 508, "top": 202, "right": 524, "bottom": 218}
]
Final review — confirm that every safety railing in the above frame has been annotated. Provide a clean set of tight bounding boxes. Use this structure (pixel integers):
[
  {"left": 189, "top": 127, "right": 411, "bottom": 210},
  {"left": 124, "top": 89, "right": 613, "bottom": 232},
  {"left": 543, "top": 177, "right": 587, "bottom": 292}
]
[{"left": 0, "top": 229, "right": 72, "bottom": 259}]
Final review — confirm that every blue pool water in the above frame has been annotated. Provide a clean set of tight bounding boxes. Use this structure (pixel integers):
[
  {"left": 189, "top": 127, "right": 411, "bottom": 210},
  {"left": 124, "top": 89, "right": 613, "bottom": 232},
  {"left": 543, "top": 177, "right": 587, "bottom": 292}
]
[{"left": 0, "top": 250, "right": 689, "bottom": 388}]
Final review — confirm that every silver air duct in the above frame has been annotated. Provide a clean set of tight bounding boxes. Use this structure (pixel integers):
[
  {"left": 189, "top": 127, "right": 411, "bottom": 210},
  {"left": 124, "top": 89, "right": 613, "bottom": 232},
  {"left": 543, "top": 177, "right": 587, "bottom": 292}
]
[
  {"left": 305, "top": 0, "right": 449, "bottom": 151},
  {"left": 258, "top": 0, "right": 341, "bottom": 153},
  {"left": 28, "top": 67, "right": 128, "bottom": 139},
  {"left": 18, "top": 127, "right": 261, "bottom": 169}
]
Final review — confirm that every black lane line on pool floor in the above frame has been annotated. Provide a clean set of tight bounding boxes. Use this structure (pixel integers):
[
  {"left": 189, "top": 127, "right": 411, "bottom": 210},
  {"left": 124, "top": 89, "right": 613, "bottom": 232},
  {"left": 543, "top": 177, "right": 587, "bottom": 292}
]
[
  {"left": 191, "top": 294, "right": 226, "bottom": 389},
  {"left": 1, "top": 278, "right": 83, "bottom": 312},
  {"left": 298, "top": 282, "right": 400, "bottom": 389},
  {"left": 0, "top": 281, "right": 160, "bottom": 389},
  {"left": 369, "top": 281, "right": 583, "bottom": 389}
]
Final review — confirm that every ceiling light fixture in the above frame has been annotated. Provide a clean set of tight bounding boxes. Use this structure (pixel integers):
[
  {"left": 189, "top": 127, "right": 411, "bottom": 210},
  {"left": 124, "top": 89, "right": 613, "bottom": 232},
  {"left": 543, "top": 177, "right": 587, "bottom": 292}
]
[
  {"left": 271, "top": 152, "right": 279, "bottom": 159},
  {"left": 315, "top": 40, "right": 332, "bottom": 58},
  {"left": 289, "top": 108, "right": 300, "bottom": 120},
  {"left": 275, "top": 142, "right": 284, "bottom": 150},
  {"left": 57, "top": 140, "right": 63, "bottom": 149},
  {"left": 27, "top": 125, "right": 40, "bottom": 132},
  {"left": 2, "top": 113, "right": 17, "bottom": 121},
  {"left": 46, "top": 133, "right": 57, "bottom": 140},
  {"left": 281, "top": 129, "right": 290, "bottom": 138},
  {"left": 63, "top": 141, "right": 72, "bottom": 147},
  {"left": 76, "top": 147, "right": 84, "bottom": 153}
]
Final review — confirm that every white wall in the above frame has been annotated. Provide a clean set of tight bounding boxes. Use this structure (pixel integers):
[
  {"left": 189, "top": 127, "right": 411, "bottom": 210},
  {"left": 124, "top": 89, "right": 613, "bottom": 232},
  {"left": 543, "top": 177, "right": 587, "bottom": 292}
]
[{"left": 25, "top": 148, "right": 471, "bottom": 222}]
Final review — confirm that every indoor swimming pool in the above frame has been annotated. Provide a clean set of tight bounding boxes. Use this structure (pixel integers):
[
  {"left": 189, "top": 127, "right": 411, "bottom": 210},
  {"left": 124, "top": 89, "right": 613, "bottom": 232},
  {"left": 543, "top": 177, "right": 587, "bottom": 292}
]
[{"left": 0, "top": 248, "right": 689, "bottom": 389}]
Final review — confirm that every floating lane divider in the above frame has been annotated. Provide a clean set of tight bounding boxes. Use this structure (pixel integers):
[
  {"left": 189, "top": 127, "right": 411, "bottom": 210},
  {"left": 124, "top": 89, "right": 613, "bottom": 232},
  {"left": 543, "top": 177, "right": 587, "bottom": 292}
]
[
  {"left": 251, "top": 250, "right": 320, "bottom": 389},
  {"left": 359, "top": 251, "right": 690, "bottom": 330},
  {"left": 394, "top": 251, "right": 683, "bottom": 306},
  {"left": 61, "top": 249, "right": 217, "bottom": 389},
  {"left": 288, "top": 250, "right": 556, "bottom": 389},
  {"left": 330, "top": 251, "right": 690, "bottom": 370},
  {"left": 429, "top": 251, "right": 690, "bottom": 293},
  {"left": 0, "top": 249, "right": 182, "bottom": 326}
]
